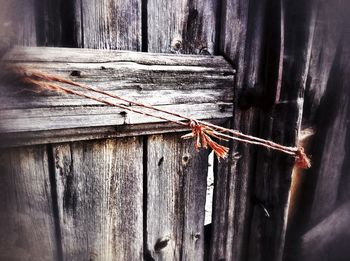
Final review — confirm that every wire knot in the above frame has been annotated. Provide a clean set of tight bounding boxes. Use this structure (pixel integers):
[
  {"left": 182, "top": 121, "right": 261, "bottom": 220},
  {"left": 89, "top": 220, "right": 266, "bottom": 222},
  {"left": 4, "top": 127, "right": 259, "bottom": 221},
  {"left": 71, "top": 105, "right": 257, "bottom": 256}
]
[
  {"left": 295, "top": 147, "right": 311, "bottom": 169},
  {"left": 182, "top": 120, "right": 229, "bottom": 159}
]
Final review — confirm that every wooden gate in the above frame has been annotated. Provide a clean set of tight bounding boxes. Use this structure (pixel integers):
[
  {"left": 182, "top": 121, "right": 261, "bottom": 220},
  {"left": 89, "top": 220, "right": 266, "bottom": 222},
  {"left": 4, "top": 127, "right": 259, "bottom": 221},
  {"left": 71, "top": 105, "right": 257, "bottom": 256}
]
[{"left": 0, "top": 1, "right": 307, "bottom": 261}]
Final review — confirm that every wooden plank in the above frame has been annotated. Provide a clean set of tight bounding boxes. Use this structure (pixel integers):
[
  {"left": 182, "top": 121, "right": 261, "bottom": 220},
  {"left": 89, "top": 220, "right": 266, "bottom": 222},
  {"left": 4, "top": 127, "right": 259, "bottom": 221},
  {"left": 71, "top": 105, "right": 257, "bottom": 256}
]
[
  {"left": 0, "top": 47, "right": 234, "bottom": 141},
  {"left": 74, "top": 0, "right": 141, "bottom": 50},
  {"left": 0, "top": 145, "right": 59, "bottom": 260},
  {"left": 283, "top": 3, "right": 350, "bottom": 260},
  {"left": 53, "top": 137, "right": 143, "bottom": 260},
  {"left": 307, "top": 37, "right": 350, "bottom": 225},
  {"left": 0, "top": 0, "right": 37, "bottom": 54},
  {"left": 0, "top": 103, "right": 232, "bottom": 134},
  {"left": 4, "top": 47, "right": 233, "bottom": 67},
  {"left": 246, "top": 1, "right": 316, "bottom": 261},
  {"left": 0, "top": 119, "right": 227, "bottom": 148},
  {"left": 146, "top": 133, "right": 208, "bottom": 260},
  {"left": 147, "top": 0, "right": 218, "bottom": 54},
  {"left": 301, "top": 200, "right": 350, "bottom": 261},
  {"left": 209, "top": 0, "right": 260, "bottom": 260}
]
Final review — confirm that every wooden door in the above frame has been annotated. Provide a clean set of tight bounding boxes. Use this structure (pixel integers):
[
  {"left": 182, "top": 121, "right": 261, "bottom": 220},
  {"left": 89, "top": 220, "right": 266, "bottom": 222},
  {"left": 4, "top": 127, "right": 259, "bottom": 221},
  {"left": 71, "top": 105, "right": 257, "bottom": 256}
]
[{"left": 0, "top": 1, "right": 308, "bottom": 261}]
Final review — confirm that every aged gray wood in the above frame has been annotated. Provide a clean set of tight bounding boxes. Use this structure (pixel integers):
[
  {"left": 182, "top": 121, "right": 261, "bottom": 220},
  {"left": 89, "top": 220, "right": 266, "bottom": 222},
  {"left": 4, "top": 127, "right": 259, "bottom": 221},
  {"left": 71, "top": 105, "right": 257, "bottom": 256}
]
[
  {"left": 308, "top": 86, "right": 349, "bottom": 224},
  {"left": 4, "top": 47, "right": 233, "bottom": 67},
  {"left": 0, "top": 103, "right": 232, "bottom": 134},
  {"left": 247, "top": 1, "right": 316, "bottom": 261},
  {"left": 146, "top": 133, "right": 208, "bottom": 260},
  {"left": 147, "top": 0, "right": 218, "bottom": 54},
  {"left": 0, "top": 119, "right": 227, "bottom": 148},
  {"left": 0, "top": 145, "right": 58, "bottom": 261},
  {"left": 302, "top": 1, "right": 350, "bottom": 226},
  {"left": 53, "top": 137, "right": 143, "bottom": 261},
  {"left": 74, "top": 0, "right": 141, "bottom": 50},
  {"left": 301, "top": 200, "right": 350, "bottom": 261},
  {"left": 0, "top": 0, "right": 37, "bottom": 55},
  {"left": 284, "top": 3, "right": 350, "bottom": 260},
  {"left": 209, "top": 0, "right": 258, "bottom": 260},
  {"left": 0, "top": 47, "right": 234, "bottom": 139}
]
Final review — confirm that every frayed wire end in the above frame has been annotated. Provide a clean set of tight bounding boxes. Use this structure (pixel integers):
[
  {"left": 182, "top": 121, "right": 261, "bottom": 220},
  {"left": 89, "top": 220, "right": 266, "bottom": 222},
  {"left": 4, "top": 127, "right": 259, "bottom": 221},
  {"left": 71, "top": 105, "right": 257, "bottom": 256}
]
[
  {"left": 182, "top": 120, "right": 229, "bottom": 160},
  {"left": 295, "top": 147, "right": 311, "bottom": 169}
]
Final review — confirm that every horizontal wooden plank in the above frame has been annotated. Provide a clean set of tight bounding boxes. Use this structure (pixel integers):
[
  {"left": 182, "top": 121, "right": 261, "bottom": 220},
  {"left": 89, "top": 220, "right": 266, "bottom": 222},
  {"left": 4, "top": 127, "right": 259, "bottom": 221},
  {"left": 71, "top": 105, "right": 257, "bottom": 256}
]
[
  {"left": 4, "top": 47, "right": 235, "bottom": 69},
  {"left": 0, "top": 47, "right": 235, "bottom": 142},
  {"left": 0, "top": 103, "right": 232, "bottom": 133},
  {"left": 0, "top": 119, "right": 227, "bottom": 148}
]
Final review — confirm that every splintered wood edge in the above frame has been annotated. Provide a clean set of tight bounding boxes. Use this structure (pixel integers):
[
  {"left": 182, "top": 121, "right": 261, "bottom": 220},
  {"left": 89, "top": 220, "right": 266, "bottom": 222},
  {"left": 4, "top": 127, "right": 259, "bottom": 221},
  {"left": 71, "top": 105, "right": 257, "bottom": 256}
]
[{"left": 0, "top": 118, "right": 230, "bottom": 148}]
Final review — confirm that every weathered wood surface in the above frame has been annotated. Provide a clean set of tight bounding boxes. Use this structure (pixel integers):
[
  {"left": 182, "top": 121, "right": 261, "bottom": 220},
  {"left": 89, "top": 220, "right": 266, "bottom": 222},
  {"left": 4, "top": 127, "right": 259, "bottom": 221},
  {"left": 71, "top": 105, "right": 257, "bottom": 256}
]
[
  {"left": 53, "top": 137, "right": 143, "bottom": 261},
  {"left": 303, "top": 2, "right": 350, "bottom": 226},
  {"left": 146, "top": 133, "right": 208, "bottom": 260},
  {"left": 0, "top": 145, "right": 59, "bottom": 261},
  {"left": 301, "top": 200, "right": 350, "bottom": 261},
  {"left": 145, "top": 3, "right": 221, "bottom": 260},
  {"left": 73, "top": 0, "right": 141, "bottom": 50},
  {"left": 210, "top": 0, "right": 312, "bottom": 261},
  {"left": 0, "top": 0, "right": 37, "bottom": 54},
  {"left": 147, "top": 0, "right": 218, "bottom": 54},
  {"left": 0, "top": 119, "right": 227, "bottom": 148},
  {"left": 284, "top": 2, "right": 350, "bottom": 260},
  {"left": 209, "top": 0, "right": 262, "bottom": 260},
  {"left": 246, "top": 1, "right": 316, "bottom": 260},
  {"left": 0, "top": 47, "right": 234, "bottom": 136}
]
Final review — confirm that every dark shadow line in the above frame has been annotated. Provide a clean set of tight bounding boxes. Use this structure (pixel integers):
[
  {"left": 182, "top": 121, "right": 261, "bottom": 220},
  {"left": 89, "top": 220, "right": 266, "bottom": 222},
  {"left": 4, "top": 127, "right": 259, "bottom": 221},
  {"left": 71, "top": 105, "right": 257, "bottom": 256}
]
[{"left": 47, "top": 144, "right": 63, "bottom": 261}]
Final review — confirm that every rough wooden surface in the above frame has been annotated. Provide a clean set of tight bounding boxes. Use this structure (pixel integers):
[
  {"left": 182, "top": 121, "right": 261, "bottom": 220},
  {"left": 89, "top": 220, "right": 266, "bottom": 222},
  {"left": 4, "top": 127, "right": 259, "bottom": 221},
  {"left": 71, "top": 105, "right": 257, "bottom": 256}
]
[
  {"left": 53, "top": 137, "right": 143, "bottom": 261},
  {"left": 246, "top": 1, "right": 315, "bottom": 260},
  {"left": 74, "top": 0, "right": 141, "bottom": 50},
  {"left": 146, "top": 133, "right": 208, "bottom": 260},
  {"left": 301, "top": 200, "right": 350, "bottom": 261},
  {"left": 147, "top": 0, "right": 218, "bottom": 54},
  {"left": 0, "top": 145, "right": 58, "bottom": 261},
  {"left": 284, "top": 2, "right": 350, "bottom": 260},
  {"left": 209, "top": 0, "right": 258, "bottom": 260},
  {"left": 0, "top": 47, "right": 234, "bottom": 137}
]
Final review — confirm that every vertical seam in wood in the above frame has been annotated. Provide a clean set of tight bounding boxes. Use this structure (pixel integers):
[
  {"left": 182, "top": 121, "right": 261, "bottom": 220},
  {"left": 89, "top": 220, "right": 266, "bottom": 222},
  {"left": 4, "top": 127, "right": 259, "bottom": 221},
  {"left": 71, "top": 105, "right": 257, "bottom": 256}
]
[
  {"left": 141, "top": 0, "right": 148, "bottom": 52},
  {"left": 80, "top": 0, "right": 84, "bottom": 48},
  {"left": 179, "top": 146, "right": 187, "bottom": 261},
  {"left": 215, "top": 0, "right": 223, "bottom": 55},
  {"left": 143, "top": 136, "right": 154, "bottom": 260},
  {"left": 47, "top": 144, "right": 63, "bottom": 261}
]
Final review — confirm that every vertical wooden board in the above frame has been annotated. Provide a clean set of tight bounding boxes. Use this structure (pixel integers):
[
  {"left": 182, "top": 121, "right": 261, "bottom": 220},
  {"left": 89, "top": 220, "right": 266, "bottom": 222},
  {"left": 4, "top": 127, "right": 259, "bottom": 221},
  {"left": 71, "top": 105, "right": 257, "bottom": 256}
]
[
  {"left": 146, "top": 133, "right": 208, "bottom": 260},
  {"left": 210, "top": 0, "right": 258, "bottom": 260},
  {"left": 0, "top": 146, "right": 58, "bottom": 261},
  {"left": 147, "top": 0, "right": 218, "bottom": 54},
  {"left": 0, "top": 0, "right": 37, "bottom": 54},
  {"left": 247, "top": 1, "right": 316, "bottom": 260},
  {"left": 53, "top": 137, "right": 143, "bottom": 261},
  {"left": 78, "top": 0, "right": 141, "bottom": 50}
]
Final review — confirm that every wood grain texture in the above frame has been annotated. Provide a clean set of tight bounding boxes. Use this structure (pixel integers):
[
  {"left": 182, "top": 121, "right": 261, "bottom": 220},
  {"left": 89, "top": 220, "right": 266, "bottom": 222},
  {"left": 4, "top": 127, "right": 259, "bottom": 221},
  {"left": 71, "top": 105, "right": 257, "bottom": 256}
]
[
  {"left": 209, "top": 0, "right": 260, "bottom": 260},
  {"left": 53, "top": 137, "right": 143, "bottom": 261},
  {"left": 76, "top": 0, "right": 141, "bottom": 50},
  {"left": 246, "top": 1, "right": 315, "bottom": 261},
  {"left": 301, "top": 200, "right": 350, "bottom": 261},
  {"left": 307, "top": 35, "right": 350, "bottom": 225},
  {"left": 0, "top": 119, "right": 227, "bottom": 148},
  {"left": 0, "top": 47, "right": 234, "bottom": 139},
  {"left": 0, "top": 0, "right": 37, "bottom": 55},
  {"left": 284, "top": 2, "right": 350, "bottom": 260},
  {"left": 146, "top": 133, "right": 208, "bottom": 260},
  {"left": 147, "top": 0, "right": 218, "bottom": 54},
  {"left": 0, "top": 145, "right": 58, "bottom": 261}
]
